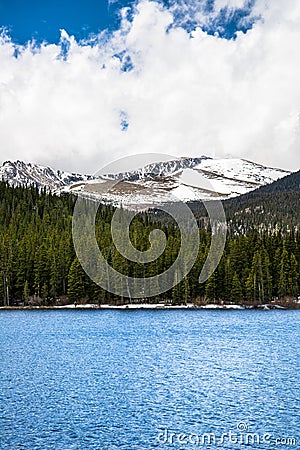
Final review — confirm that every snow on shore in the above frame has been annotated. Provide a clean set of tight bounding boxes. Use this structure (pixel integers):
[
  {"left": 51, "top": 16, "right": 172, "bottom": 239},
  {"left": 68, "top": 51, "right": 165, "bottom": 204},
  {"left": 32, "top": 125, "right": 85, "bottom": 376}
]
[
  {"left": 52, "top": 303, "right": 245, "bottom": 310},
  {"left": 1, "top": 303, "right": 289, "bottom": 310}
]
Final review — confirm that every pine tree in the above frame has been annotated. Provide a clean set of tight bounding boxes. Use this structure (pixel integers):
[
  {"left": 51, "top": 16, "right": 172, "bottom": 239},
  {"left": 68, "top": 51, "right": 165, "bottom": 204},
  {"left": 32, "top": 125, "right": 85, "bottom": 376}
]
[
  {"left": 172, "top": 270, "right": 182, "bottom": 305},
  {"left": 278, "top": 249, "right": 299, "bottom": 298},
  {"left": 23, "top": 280, "right": 30, "bottom": 305},
  {"left": 67, "top": 258, "right": 87, "bottom": 302},
  {"left": 246, "top": 248, "right": 272, "bottom": 303},
  {"left": 278, "top": 248, "right": 290, "bottom": 299},
  {"left": 230, "top": 272, "right": 243, "bottom": 303},
  {"left": 205, "top": 272, "right": 217, "bottom": 303},
  {"left": 288, "top": 253, "right": 298, "bottom": 297}
]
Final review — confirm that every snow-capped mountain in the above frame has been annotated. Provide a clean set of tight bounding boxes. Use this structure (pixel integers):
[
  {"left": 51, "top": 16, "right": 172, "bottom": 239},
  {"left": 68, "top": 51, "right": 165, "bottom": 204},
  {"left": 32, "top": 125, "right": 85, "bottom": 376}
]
[
  {"left": 102, "top": 157, "right": 210, "bottom": 181},
  {"left": 0, "top": 160, "right": 95, "bottom": 191},
  {"left": 70, "top": 156, "right": 290, "bottom": 208},
  {"left": 0, "top": 157, "right": 291, "bottom": 208}
]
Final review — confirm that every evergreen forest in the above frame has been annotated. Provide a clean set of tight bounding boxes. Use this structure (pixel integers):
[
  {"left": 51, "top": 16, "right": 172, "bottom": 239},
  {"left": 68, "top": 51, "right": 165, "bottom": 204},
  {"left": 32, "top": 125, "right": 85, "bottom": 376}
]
[{"left": 0, "top": 181, "right": 299, "bottom": 307}]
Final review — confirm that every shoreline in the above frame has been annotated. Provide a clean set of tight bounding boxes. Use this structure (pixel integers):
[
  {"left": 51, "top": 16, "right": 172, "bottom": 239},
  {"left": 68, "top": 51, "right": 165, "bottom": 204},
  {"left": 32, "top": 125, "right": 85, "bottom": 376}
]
[{"left": 0, "top": 303, "right": 297, "bottom": 311}]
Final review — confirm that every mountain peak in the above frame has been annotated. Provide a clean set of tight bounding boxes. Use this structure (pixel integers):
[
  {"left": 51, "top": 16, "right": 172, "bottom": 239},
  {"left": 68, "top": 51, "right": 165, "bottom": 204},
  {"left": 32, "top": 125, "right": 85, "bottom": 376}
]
[
  {"left": 0, "top": 159, "right": 94, "bottom": 191},
  {"left": 0, "top": 157, "right": 292, "bottom": 207}
]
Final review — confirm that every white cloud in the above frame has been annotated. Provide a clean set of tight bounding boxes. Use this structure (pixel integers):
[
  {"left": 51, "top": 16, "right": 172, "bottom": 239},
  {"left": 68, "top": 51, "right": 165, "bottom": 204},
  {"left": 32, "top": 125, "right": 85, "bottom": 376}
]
[
  {"left": 214, "top": 0, "right": 248, "bottom": 8},
  {"left": 0, "top": 0, "right": 300, "bottom": 173}
]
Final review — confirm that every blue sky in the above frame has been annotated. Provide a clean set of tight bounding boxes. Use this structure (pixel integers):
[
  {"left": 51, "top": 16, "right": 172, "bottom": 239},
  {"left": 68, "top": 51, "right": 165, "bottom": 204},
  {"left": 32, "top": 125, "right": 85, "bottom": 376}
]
[
  {"left": 0, "top": 0, "right": 254, "bottom": 44},
  {"left": 0, "top": 0, "right": 118, "bottom": 43},
  {"left": 0, "top": 0, "right": 299, "bottom": 173}
]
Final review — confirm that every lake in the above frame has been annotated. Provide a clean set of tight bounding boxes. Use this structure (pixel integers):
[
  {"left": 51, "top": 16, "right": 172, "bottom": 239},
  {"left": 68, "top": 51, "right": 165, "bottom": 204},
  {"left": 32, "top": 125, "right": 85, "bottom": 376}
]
[{"left": 0, "top": 310, "right": 299, "bottom": 449}]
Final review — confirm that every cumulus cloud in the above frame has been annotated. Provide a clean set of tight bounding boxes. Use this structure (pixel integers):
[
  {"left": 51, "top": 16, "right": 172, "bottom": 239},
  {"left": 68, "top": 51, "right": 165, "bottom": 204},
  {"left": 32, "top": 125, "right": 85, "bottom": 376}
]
[{"left": 0, "top": 0, "right": 300, "bottom": 173}]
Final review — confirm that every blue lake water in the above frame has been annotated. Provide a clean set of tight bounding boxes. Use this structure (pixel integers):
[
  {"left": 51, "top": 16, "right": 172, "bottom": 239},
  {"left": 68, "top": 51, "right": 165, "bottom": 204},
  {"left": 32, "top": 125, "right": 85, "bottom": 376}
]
[{"left": 0, "top": 310, "right": 299, "bottom": 449}]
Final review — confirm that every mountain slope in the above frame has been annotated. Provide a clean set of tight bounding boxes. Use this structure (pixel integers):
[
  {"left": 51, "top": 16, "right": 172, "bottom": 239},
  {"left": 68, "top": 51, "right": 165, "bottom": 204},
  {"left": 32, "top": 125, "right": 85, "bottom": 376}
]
[
  {"left": 226, "top": 169, "right": 300, "bottom": 199},
  {"left": 70, "top": 156, "right": 290, "bottom": 207},
  {"left": 189, "top": 170, "right": 300, "bottom": 233},
  {"left": 0, "top": 160, "right": 94, "bottom": 191},
  {"left": 224, "top": 170, "right": 300, "bottom": 232},
  {"left": 102, "top": 156, "right": 209, "bottom": 180},
  {"left": 0, "top": 157, "right": 291, "bottom": 207}
]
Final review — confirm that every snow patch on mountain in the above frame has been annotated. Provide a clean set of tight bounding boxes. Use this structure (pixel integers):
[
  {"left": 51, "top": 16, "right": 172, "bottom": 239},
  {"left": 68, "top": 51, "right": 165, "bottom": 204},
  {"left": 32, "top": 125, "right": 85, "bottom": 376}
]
[
  {"left": 194, "top": 158, "right": 287, "bottom": 185},
  {"left": 93, "top": 157, "right": 291, "bottom": 206},
  {"left": 0, "top": 160, "right": 95, "bottom": 191},
  {"left": 0, "top": 157, "right": 291, "bottom": 208},
  {"left": 102, "top": 156, "right": 211, "bottom": 181}
]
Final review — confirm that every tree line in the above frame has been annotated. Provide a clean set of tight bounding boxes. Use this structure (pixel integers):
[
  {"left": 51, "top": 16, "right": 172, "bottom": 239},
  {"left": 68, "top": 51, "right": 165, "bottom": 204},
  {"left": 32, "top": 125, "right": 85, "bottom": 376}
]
[{"left": 0, "top": 182, "right": 299, "bottom": 306}]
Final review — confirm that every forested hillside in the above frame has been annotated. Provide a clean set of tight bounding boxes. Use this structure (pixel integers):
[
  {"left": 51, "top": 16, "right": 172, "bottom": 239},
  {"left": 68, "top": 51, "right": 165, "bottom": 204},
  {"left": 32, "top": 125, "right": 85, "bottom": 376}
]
[
  {"left": 0, "top": 182, "right": 299, "bottom": 307},
  {"left": 231, "top": 169, "right": 300, "bottom": 195},
  {"left": 223, "top": 170, "right": 300, "bottom": 233},
  {"left": 188, "top": 170, "right": 300, "bottom": 233}
]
